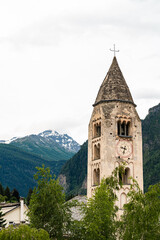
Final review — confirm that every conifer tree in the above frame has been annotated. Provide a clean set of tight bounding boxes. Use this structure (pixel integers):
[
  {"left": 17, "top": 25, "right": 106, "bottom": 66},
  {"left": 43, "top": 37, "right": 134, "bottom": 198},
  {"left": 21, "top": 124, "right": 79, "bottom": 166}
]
[
  {"left": 11, "top": 188, "right": 20, "bottom": 202},
  {"left": 4, "top": 186, "right": 10, "bottom": 202},
  {"left": 0, "top": 209, "right": 6, "bottom": 229},
  {"left": 0, "top": 184, "right": 4, "bottom": 196},
  {"left": 26, "top": 188, "right": 33, "bottom": 205}
]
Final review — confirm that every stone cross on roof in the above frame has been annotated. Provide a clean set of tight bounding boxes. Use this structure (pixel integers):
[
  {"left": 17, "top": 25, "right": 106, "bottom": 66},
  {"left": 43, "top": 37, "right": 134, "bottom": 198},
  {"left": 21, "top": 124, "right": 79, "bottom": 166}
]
[{"left": 110, "top": 44, "right": 119, "bottom": 57}]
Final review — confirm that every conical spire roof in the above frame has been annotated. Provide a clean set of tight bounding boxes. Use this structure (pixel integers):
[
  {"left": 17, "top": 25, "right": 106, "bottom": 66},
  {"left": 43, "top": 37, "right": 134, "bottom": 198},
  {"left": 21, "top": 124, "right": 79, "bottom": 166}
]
[{"left": 94, "top": 57, "right": 135, "bottom": 106}]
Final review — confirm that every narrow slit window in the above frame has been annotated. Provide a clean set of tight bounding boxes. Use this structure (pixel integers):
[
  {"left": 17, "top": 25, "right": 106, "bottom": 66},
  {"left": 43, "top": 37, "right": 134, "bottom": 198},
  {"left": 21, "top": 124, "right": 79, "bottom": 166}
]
[
  {"left": 93, "top": 168, "right": 100, "bottom": 186},
  {"left": 93, "top": 122, "right": 101, "bottom": 138},
  {"left": 121, "top": 122, "right": 125, "bottom": 135},
  {"left": 94, "top": 144, "right": 100, "bottom": 160},
  {"left": 119, "top": 172, "right": 122, "bottom": 184},
  {"left": 118, "top": 121, "right": 121, "bottom": 135},
  {"left": 122, "top": 168, "right": 130, "bottom": 184}
]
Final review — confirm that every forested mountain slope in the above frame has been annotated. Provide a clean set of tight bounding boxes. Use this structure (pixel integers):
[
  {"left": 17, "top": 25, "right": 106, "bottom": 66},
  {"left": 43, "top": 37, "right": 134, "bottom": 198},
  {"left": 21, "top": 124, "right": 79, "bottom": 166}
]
[
  {"left": 142, "top": 103, "right": 160, "bottom": 191},
  {"left": 0, "top": 144, "right": 65, "bottom": 197},
  {"left": 0, "top": 104, "right": 159, "bottom": 198},
  {"left": 59, "top": 141, "right": 88, "bottom": 196},
  {"left": 59, "top": 103, "right": 160, "bottom": 195}
]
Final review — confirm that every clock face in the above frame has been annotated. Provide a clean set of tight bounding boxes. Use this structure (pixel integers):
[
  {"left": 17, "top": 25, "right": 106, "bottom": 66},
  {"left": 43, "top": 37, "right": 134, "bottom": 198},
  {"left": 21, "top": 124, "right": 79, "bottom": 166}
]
[{"left": 117, "top": 140, "right": 132, "bottom": 158}]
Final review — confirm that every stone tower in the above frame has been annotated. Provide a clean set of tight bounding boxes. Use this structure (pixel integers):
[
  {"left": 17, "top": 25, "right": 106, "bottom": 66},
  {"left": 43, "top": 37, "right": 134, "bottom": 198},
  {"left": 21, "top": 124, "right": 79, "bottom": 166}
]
[{"left": 87, "top": 57, "right": 143, "bottom": 212}]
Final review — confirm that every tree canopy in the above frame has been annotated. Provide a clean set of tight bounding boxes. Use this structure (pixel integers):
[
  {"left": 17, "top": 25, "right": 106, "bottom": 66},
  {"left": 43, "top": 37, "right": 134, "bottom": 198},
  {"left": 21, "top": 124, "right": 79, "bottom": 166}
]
[
  {"left": 0, "top": 225, "right": 50, "bottom": 240},
  {"left": 70, "top": 166, "right": 160, "bottom": 240},
  {"left": 119, "top": 180, "right": 160, "bottom": 240},
  {"left": 28, "top": 165, "right": 72, "bottom": 239},
  {"left": 71, "top": 166, "right": 124, "bottom": 240},
  {"left": 27, "top": 164, "right": 160, "bottom": 240}
]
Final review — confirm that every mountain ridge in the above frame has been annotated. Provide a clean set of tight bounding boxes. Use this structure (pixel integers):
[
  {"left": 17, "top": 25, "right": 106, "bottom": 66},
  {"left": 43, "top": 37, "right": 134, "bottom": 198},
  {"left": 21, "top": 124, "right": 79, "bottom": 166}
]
[
  {"left": 0, "top": 130, "right": 80, "bottom": 197},
  {"left": 0, "top": 130, "right": 80, "bottom": 162},
  {"left": 0, "top": 130, "right": 80, "bottom": 154}
]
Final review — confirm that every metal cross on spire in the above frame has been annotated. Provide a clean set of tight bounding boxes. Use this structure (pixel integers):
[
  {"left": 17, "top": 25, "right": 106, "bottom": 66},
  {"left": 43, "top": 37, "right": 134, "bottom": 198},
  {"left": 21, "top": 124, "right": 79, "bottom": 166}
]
[{"left": 110, "top": 44, "right": 119, "bottom": 57}]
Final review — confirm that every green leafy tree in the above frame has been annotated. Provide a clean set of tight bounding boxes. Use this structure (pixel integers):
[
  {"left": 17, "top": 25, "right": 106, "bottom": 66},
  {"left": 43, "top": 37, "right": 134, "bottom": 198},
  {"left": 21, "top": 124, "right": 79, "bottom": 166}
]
[
  {"left": 0, "top": 194, "right": 6, "bottom": 202},
  {"left": 28, "top": 165, "right": 72, "bottom": 239},
  {"left": 119, "top": 180, "right": 160, "bottom": 240},
  {"left": 0, "top": 208, "right": 6, "bottom": 229},
  {"left": 0, "top": 225, "right": 50, "bottom": 239},
  {"left": 71, "top": 166, "right": 124, "bottom": 240}
]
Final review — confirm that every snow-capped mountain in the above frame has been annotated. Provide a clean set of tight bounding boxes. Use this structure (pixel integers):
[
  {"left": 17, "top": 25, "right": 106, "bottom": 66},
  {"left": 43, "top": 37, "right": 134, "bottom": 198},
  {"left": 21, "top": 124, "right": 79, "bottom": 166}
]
[
  {"left": 0, "top": 130, "right": 80, "bottom": 162},
  {"left": 0, "top": 137, "right": 18, "bottom": 144},
  {"left": 38, "top": 130, "right": 80, "bottom": 153},
  {"left": 0, "top": 130, "right": 80, "bottom": 153}
]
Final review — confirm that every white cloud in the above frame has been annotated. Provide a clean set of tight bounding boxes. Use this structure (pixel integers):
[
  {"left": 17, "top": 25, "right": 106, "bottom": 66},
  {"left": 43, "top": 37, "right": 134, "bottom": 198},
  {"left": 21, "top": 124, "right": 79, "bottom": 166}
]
[{"left": 0, "top": 0, "right": 160, "bottom": 144}]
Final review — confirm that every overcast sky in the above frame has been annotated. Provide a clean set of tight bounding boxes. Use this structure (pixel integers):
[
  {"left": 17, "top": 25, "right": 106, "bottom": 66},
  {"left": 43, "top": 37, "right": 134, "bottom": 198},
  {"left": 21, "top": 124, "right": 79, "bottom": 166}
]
[{"left": 0, "top": 0, "right": 160, "bottom": 144}]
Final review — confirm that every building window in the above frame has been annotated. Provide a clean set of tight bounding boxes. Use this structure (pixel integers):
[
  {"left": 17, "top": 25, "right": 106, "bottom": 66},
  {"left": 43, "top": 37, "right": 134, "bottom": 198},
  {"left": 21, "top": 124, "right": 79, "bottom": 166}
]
[
  {"left": 120, "top": 193, "right": 127, "bottom": 209},
  {"left": 124, "top": 168, "right": 130, "bottom": 184},
  {"left": 119, "top": 168, "right": 130, "bottom": 185},
  {"left": 119, "top": 171, "right": 123, "bottom": 184},
  {"left": 117, "top": 120, "right": 131, "bottom": 137},
  {"left": 93, "top": 168, "right": 100, "bottom": 186},
  {"left": 93, "top": 122, "right": 101, "bottom": 138},
  {"left": 9, "top": 221, "right": 15, "bottom": 225},
  {"left": 122, "top": 168, "right": 130, "bottom": 184},
  {"left": 94, "top": 143, "right": 100, "bottom": 160}
]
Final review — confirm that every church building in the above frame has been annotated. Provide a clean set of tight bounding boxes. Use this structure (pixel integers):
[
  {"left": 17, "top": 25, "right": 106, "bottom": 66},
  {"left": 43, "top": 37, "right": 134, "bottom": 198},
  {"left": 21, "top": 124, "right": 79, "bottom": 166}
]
[{"left": 87, "top": 56, "right": 143, "bottom": 213}]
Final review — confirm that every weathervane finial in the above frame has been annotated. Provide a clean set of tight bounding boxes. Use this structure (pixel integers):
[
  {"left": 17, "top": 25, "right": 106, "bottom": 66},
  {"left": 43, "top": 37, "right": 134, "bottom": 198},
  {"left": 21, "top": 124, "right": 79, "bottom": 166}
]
[{"left": 110, "top": 44, "right": 119, "bottom": 57}]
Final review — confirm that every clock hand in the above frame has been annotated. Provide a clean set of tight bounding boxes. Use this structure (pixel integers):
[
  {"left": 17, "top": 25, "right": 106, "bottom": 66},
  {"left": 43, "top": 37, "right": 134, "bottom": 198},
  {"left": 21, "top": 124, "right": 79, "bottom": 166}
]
[{"left": 121, "top": 146, "right": 127, "bottom": 154}]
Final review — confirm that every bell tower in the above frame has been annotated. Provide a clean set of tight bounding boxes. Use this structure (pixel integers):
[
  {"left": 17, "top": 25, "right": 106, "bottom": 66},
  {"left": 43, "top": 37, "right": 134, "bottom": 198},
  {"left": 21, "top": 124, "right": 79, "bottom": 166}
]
[{"left": 87, "top": 57, "right": 143, "bottom": 212}]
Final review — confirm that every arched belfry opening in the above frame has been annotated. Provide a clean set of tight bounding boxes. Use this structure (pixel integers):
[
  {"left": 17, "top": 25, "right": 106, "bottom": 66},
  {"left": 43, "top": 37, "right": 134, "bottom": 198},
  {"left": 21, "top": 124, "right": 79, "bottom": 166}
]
[
  {"left": 94, "top": 143, "right": 100, "bottom": 160},
  {"left": 117, "top": 118, "right": 131, "bottom": 137},
  {"left": 120, "top": 193, "right": 127, "bottom": 209},
  {"left": 93, "top": 122, "right": 101, "bottom": 138},
  {"left": 93, "top": 168, "right": 100, "bottom": 186}
]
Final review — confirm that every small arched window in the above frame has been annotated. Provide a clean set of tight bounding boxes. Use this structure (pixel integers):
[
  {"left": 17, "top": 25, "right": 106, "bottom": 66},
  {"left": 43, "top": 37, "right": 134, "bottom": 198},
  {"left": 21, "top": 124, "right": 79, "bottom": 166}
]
[
  {"left": 93, "top": 122, "right": 101, "bottom": 138},
  {"left": 122, "top": 168, "right": 130, "bottom": 185},
  {"left": 94, "top": 143, "right": 100, "bottom": 160},
  {"left": 93, "top": 168, "right": 100, "bottom": 186},
  {"left": 120, "top": 193, "right": 127, "bottom": 209}
]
